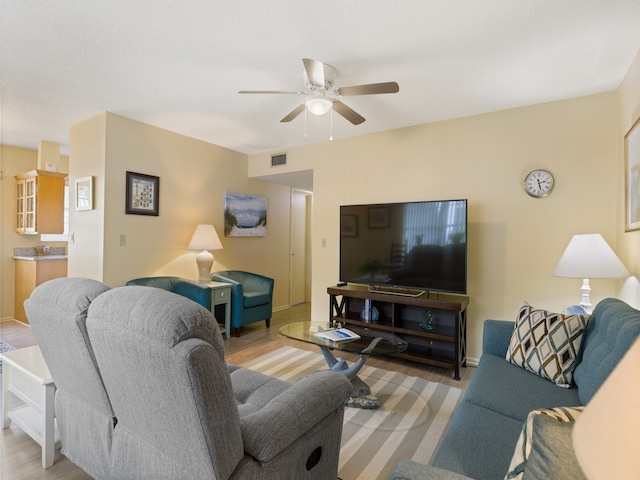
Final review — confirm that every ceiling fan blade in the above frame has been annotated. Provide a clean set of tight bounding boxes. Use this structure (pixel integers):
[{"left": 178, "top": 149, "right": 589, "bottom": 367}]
[
  {"left": 303, "top": 58, "right": 325, "bottom": 88},
  {"left": 238, "top": 90, "right": 302, "bottom": 95},
  {"left": 280, "top": 104, "right": 305, "bottom": 122},
  {"left": 337, "top": 82, "right": 399, "bottom": 96},
  {"left": 332, "top": 101, "right": 365, "bottom": 125}
]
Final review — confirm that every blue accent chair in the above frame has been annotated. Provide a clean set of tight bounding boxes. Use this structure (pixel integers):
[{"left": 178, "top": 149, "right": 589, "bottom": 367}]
[
  {"left": 125, "top": 276, "right": 212, "bottom": 310},
  {"left": 210, "top": 270, "right": 274, "bottom": 337}
]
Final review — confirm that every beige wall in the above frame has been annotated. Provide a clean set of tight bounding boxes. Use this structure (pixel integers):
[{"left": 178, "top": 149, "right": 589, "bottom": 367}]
[
  {"left": 4, "top": 50, "right": 639, "bottom": 362},
  {"left": 66, "top": 112, "right": 293, "bottom": 310},
  {"left": 249, "top": 92, "right": 621, "bottom": 363},
  {"left": 0, "top": 145, "right": 69, "bottom": 320},
  {"left": 617, "top": 49, "right": 640, "bottom": 306}
]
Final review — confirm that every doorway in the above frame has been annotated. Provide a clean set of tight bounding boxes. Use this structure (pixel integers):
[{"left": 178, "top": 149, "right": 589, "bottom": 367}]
[{"left": 290, "top": 189, "right": 312, "bottom": 305}]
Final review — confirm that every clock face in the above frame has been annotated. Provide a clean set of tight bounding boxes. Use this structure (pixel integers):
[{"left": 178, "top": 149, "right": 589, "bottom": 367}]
[{"left": 524, "top": 169, "right": 554, "bottom": 198}]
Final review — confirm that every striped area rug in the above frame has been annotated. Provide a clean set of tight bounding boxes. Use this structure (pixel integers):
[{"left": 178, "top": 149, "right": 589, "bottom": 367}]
[{"left": 240, "top": 346, "right": 465, "bottom": 480}]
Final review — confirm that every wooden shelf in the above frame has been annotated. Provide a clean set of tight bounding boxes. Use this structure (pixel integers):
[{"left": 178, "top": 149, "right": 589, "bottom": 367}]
[{"left": 328, "top": 284, "right": 468, "bottom": 379}]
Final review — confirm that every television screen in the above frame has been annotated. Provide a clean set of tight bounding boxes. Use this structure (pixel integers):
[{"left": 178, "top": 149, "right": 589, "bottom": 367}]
[{"left": 339, "top": 199, "right": 467, "bottom": 294}]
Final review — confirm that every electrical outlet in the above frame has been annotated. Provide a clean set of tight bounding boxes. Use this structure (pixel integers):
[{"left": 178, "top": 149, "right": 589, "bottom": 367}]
[{"left": 119, "top": 234, "right": 126, "bottom": 246}]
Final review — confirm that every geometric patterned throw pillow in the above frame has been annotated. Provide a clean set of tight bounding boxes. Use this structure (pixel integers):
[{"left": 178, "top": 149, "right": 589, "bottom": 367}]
[{"left": 506, "top": 304, "right": 588, "bottom": 388}]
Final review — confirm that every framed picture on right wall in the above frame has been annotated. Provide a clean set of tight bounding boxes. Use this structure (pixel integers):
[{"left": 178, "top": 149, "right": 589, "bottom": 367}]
[{"left": 625, "top": 116, "right": 640, "bottom": 231}]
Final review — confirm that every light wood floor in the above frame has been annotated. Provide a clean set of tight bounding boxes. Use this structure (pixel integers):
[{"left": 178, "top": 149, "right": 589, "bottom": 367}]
[{"left": 0, "top": 303, "right": 474, "bottom": 479}]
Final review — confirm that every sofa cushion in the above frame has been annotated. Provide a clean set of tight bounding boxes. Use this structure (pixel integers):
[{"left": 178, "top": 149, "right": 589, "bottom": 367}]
[
  {"left": 392, "top": 460, "right": 474, "bottom": 480},
  {"left": 573, "top": 297, "right": 640, "bottom": 404},
  {"left": 243, "top": 291, "right": 271, "bottom": 308},
  {"left": 432, "top": 402, "right": 524, "bottom": 480},
  {"left": 506, "top": 304, "right": 587, "bottom": 388},
  {"left": 464, "top": 354, "right": 581, "bottom": 423},
  {"left": 505, "top": 406, "right": 586, "bottom": 480}
]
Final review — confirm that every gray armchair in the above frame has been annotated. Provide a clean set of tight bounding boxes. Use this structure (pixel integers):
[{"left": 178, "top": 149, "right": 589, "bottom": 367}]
[{"left": 26, "top": 278, "right": 352, "bottom": 479}]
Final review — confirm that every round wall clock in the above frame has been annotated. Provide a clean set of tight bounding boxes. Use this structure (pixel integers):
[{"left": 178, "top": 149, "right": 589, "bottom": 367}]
[{"left": 524, "top": 169, "right": 554, "bottom": 198}]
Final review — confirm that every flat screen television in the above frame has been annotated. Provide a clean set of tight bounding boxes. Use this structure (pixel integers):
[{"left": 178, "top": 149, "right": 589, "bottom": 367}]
[{"left": 339, "top": 199, "right": 467, "bottom": 295}]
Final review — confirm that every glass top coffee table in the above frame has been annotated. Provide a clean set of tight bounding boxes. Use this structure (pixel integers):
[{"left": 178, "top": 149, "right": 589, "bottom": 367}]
[{"left": 279, "top": 321, "right": 408, "bottom": 408}]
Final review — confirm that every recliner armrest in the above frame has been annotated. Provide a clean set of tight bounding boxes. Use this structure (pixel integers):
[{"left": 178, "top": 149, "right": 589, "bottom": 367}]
[
  {"left": 239, "top": 371, "right": 352, "bottom": 461},
  {"left": 482, "top": 320, "right": 515, "bottom": 357}
]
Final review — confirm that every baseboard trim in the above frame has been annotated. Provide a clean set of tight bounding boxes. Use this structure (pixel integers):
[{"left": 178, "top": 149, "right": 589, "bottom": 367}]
[{"left": 466, "top": 356, "right": 480, "bottom": 367}]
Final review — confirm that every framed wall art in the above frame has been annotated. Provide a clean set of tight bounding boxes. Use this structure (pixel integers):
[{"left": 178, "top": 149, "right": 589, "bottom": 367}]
[
  {"left": 368, "top": 207, "right": 389, "bottom": 228},
  {"left": 224, "top": 192, "right": 267, "bottom": 237},
  {"left": 126, "top": 171, "right": 159, "bottom": 216},
  {"left": 340, "top": 214, "right": 357, "bottom": 237},
  {"left": 75, "top": 176, "right": 93, "bottom": 211},
  {"left": 625, "top": 117, "right": 640, "bottom": 231}
]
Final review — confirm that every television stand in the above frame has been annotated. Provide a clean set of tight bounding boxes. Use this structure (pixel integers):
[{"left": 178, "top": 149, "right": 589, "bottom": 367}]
[
  {"left": 368, "top": 284, "right": 425, "bottom": 297},
  {"left": 328, "top": 284, "right": 469, "bottom": 379}
]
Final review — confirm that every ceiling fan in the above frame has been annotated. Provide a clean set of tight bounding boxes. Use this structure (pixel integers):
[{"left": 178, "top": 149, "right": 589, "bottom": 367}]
[{"left": 239, "top": 58, "right": 399, "bottom": 125}]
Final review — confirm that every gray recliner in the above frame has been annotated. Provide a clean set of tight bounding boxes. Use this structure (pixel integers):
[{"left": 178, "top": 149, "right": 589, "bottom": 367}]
[
  {"left": 27, "top": 278, "right": 352, "bottom": 479},
  {"left": 25, "top": 277, "right": 114, "bottom": 479}
]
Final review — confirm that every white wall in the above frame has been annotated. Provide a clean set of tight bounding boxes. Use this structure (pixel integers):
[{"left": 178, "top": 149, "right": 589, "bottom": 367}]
[{"left": 249, "top": 92, "right": 621, "bottom": 362}]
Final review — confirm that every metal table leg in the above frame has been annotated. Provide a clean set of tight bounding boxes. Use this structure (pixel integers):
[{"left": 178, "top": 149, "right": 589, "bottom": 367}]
[{"left": 319, "top": 337, "right": 382, "bottom": 408}]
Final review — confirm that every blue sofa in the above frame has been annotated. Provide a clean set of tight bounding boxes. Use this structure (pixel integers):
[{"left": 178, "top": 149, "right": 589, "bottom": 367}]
[
  {"left": 392, "top": 298, "right": 640, "bottom": 480},
  {"left": 210, "top": 270, "right": 274, "bottom": 337}
]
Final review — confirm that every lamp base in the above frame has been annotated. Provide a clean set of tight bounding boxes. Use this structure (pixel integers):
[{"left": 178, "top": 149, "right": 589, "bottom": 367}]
[
  {"left": 195, "top": 250, "right": 214, "bottom": 283},
  {"left": 579, "top": 278, "right": 592, "bottom": 313}
]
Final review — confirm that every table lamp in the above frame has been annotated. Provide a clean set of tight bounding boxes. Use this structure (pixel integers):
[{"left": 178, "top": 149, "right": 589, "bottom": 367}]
[
  {"left": 572, "top": 336, "right": 640, "bottom": 479},
  {"left": 188, "top": 224, "right": 223, "bottom": 283},
  {"left": 552, "top": 233, "right": 629, "bottom": 312}
]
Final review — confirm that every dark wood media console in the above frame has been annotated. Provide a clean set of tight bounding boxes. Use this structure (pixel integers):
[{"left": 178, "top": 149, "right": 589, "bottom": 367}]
[{"left": 327, "top": 284, "right": 469, "bottom": 379}]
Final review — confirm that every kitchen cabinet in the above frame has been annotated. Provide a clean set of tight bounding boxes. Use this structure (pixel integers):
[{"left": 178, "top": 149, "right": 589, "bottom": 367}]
[
  {"left": 14, "top": 257, "right": 67, "bottom": 323},
  {"left": 15, "top": 170, "right": 67, "bottom": 234}
]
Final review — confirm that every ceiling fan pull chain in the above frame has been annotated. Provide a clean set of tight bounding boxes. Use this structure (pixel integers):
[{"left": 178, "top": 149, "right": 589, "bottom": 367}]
[
  {"left": 329, "top": 108, "right": 334, "bottom": 141},
  {"left": 304, "top": 106, "right": 308, "bottom": 137}
]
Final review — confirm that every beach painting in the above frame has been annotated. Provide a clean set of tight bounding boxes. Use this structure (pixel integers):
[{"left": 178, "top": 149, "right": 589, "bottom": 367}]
[{"left": 224, "top": 192, "right": 267, "bottom": 237}]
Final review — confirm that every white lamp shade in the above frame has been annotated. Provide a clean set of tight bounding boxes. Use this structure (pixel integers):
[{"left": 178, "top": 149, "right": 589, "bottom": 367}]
[
  {"left": 188, "top": 224, "right": 223, "bottom": 251},
  {"left": 305, "top": 97, "right": 333, "bottom": 115},
  {"left": 553, "top": 234, "right": 630, "bottom": 279},
  {"left": 188, "top": 224, "right": 223, "bottom": 283},
  {"left": 573, "top": 336, "right": 640, "bottom": 479}
]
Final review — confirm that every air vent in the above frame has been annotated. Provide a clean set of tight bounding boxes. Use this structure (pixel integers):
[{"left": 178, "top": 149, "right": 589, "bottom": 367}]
[{"left": 271, "top": 153, "right": 287, "bottom": 167}]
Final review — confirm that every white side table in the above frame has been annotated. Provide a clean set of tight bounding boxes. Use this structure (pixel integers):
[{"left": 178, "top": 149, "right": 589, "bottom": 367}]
[
  {"left": 207, "top": 281, "right": 232, "bottom": 339},
  {"left": 1, "top": 345, "right": 60, "bottom": 468}
]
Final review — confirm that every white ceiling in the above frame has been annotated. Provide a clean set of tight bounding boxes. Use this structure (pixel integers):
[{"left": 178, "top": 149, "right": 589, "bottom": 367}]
[{"left": 1, "top": 1, "right": 640, "bottom": 159}]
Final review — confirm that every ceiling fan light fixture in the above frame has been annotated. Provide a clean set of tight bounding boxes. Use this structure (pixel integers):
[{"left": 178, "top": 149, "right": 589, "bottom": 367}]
[{"left": 305, "top": 97, "right": 333, "bottom": 116}]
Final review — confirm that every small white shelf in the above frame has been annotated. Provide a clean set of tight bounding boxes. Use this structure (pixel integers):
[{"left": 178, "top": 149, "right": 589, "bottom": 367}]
[{"left": 8, "top": 404, "right": 60, "bottom": 448}]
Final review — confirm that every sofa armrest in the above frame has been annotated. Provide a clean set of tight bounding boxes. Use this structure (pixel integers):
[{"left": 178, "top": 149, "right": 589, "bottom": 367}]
[
  {"left": 238, "top": 371, "right": 353, "bottom": 462},
  {"left": 172, "top": 280, "right": 212, "bottom": 310},
  {"left": 482, "top": 320, "right": 515, "bottom": 357},
  {"left": 125, "top": 276, "right": 212, "bottom": 310},
  {"left": 391, "top": 460, "right": 474, "bottom": 480}
]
